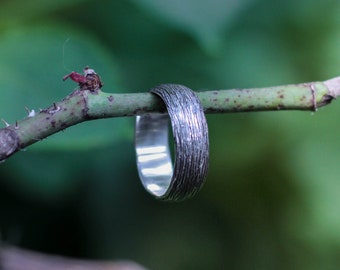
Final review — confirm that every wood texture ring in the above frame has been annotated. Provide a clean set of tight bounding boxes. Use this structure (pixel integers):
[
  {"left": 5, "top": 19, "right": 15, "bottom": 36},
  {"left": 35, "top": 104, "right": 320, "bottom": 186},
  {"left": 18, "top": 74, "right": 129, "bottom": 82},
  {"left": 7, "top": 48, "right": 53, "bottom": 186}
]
[{"left": 135, "top": 84, "right": 209, "bottom": 201}]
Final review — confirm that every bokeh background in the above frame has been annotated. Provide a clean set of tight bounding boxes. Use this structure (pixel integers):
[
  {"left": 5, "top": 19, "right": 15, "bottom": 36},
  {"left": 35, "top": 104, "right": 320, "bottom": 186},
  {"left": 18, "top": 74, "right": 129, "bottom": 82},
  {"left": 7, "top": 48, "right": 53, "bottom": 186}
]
[{"left": 1, "top": 0, "right": 340, "bottom": 269}]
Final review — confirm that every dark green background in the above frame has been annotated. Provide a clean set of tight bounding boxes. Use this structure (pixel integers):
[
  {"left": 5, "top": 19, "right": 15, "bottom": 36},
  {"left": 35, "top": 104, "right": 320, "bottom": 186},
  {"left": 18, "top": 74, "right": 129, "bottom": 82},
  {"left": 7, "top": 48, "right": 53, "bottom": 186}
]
[{"left": 1, "top": 0, "right": 340, "bottom": 269}]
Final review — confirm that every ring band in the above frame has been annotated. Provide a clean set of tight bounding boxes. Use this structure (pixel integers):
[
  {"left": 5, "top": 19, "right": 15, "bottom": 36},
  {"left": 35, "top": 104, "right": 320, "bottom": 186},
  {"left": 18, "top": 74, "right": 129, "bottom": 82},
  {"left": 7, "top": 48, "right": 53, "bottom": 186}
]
[{"left": 135, "top": 84, "right": 209, "bottom": 201}]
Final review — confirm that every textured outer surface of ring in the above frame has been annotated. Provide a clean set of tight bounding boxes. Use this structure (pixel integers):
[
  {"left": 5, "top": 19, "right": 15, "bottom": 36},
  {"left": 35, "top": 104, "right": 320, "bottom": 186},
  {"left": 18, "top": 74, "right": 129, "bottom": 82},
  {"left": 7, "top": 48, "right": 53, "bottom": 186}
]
[{"left": 136, "top": 84, "right": 209, "bottom": 201}]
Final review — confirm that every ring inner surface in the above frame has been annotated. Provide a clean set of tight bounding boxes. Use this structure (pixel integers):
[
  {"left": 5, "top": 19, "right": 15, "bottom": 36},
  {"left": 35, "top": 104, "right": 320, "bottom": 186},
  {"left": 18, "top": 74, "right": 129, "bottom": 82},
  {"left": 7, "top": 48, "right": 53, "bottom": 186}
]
[{"left": 135, "top": 114, "right": 173, "bottom": 196}]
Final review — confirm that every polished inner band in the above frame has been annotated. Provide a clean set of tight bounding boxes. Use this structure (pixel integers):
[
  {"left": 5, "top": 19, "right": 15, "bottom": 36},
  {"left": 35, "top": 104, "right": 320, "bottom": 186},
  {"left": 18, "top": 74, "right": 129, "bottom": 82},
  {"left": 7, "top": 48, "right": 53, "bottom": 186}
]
[{"left": 135, "top": 84, "right": 209, "bottom": 201}]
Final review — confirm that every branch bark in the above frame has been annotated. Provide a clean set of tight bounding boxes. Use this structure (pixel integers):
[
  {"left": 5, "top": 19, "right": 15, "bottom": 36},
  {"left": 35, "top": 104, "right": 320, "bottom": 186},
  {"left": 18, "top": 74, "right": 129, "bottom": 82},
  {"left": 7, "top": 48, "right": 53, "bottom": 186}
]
[{"left": 1, "top": 77, "right": 340, "bottom": 162}]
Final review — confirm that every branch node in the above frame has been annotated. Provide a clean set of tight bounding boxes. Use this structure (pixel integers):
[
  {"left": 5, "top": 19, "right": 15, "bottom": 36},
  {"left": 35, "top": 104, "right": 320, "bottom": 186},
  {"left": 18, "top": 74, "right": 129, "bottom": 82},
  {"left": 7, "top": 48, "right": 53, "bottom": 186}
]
[
  {"left": 310, "top": 83, "right": 318, "bottom": 111},
  {"left": 48, "top": 103, "right": 61, "bottom": 114}
]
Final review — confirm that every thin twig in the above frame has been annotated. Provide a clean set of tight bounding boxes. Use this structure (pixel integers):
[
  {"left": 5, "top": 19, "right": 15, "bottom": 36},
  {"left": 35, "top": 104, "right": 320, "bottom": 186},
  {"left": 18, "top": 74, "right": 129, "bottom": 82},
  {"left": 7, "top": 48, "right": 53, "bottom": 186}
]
[{"left": 1, "top": 77, "right": 340, "bottom": 162}]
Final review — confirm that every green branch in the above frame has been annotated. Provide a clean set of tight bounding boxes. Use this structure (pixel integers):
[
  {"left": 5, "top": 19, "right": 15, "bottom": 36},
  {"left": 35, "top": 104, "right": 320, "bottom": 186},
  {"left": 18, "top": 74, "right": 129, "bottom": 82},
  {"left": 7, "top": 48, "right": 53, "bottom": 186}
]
[{"left": 1, "top": 76, "right": 340, "bottom": 161}]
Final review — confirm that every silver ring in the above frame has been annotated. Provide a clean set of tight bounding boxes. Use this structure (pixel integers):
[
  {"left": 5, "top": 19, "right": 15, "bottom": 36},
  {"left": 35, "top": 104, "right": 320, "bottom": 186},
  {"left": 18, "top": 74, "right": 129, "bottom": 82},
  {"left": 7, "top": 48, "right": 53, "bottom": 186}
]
[{"left": 135, "top": 84, "right": 209, "bottom": 201}]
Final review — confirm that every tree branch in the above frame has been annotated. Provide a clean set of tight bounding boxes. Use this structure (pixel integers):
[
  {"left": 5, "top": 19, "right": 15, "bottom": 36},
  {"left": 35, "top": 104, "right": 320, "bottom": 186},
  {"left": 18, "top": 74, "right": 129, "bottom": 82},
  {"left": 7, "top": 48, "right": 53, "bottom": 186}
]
[
  {"left": 1, "top": 76, "right": 340, "bottom": 162},
  {"left": 0, "top": 245, "right": 147, "bottom": 270}
]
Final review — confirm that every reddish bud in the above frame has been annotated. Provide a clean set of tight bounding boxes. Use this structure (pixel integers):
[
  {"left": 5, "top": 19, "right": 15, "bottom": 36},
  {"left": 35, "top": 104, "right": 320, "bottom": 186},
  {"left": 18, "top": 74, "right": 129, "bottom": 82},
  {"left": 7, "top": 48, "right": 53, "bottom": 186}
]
[
  {"left": 63, "top": 67, "right": 103, "bottom": 91},
  {"left": 62, "top": 71, "right": 87, "bottom": 84}
]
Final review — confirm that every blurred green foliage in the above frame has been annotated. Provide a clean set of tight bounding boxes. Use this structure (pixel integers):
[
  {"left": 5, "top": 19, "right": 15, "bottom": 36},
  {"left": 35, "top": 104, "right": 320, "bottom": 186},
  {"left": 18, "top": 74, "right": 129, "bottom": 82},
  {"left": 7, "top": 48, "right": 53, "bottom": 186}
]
[{"left": 1, "top": 0, "right": 340, "bottom": 269}]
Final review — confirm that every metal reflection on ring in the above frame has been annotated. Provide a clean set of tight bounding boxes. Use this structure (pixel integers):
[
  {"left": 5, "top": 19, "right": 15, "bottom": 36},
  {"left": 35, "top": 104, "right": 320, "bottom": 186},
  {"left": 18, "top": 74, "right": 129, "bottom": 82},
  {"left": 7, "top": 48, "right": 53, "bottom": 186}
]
[{"left": 135, "top": 84, "right": 209, "bottom": 201}]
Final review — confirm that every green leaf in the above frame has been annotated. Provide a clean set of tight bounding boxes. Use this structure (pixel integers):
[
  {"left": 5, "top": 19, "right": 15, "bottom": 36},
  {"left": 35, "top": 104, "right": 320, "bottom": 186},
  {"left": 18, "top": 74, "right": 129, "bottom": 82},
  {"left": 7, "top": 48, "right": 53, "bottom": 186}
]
[
  {"left": 131, "top": 0, "right": 255, "bottom": 54},
  {"left": 206, "top": 31, "right": 299, "bottom": 88},
  {"left": 282, "top": 103, "right": 340, "bottom": 246},
  {"left": 0, "top": 0, "right": 88, "bottom": 25}
]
